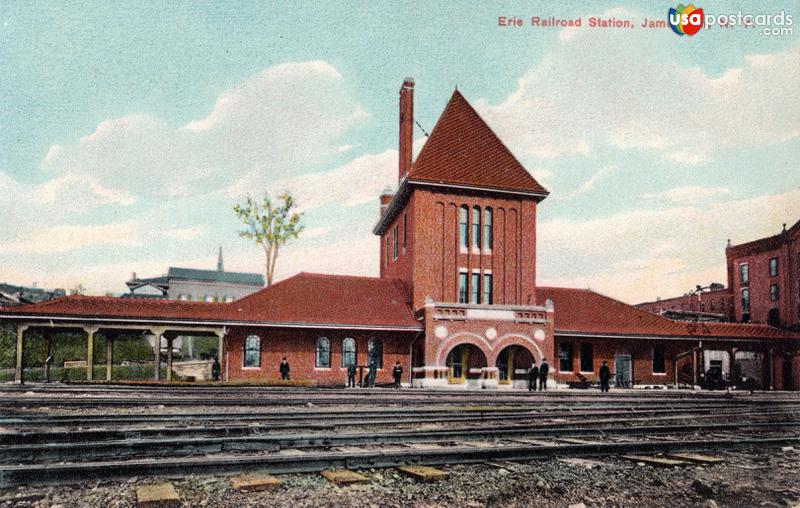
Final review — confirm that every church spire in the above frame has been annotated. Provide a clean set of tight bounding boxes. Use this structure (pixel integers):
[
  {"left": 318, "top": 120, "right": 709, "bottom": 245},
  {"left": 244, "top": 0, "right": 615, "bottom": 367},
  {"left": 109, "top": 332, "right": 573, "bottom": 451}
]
[{"left": 217, "top": 246, "right": 224, "bottom": 272}]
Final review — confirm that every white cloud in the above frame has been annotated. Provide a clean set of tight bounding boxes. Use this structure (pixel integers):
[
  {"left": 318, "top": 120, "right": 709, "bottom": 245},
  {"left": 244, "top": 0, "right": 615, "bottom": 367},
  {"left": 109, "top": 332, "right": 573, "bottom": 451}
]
[
  {"left": 163, "top": 226, "right": 204, "bottom": 241},
  {"left": 538, "top": 188, "right": 800, "bottom": 303},
  {"left": 476, "top": 8, "right": 800, "bottom": 164},
  {"left": 643, "top": 185, "right": 732, "bottom": 204},
  {"left": 1, "top": 221, "right": 142, "bottom": 255},
  {"left": 42, "top": 61, "right": 369, "bottom": 198}
]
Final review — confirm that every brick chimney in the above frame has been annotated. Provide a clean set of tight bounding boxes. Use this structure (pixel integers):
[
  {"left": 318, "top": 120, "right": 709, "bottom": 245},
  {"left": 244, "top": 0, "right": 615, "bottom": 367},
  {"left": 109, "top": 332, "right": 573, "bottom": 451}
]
[
  {"left": 398, "top": 77, "right": 414, "bottom": 181},
  {"left": 379, "top": 186, "right": 394, "bottom": 218}
]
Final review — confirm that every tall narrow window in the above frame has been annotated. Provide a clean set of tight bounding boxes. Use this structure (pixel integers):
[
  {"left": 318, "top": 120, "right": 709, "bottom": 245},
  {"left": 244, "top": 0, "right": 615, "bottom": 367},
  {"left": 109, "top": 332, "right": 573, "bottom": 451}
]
[
  {"left": 770, "top": 283, "right": 779, "bottom": 301},
  {"left": 402, "top": 213, "right": 408, "bottom": 253},
  {"left": 471, "top": 206, "right": 481, "bottom": 250},
  {"left": 483, "top": 273, "right": 493, "bottom": 304},
  {"left": 652, "top": 344, "right": 666, "bottom": 374},
  {"left": 558, "top": 343, "right": 573, "bottom": 372},
  {"left": 315, "top": 337, "right": 330, "bottom": 368},
  {"left": 769, "top": 257, "right": 778, "bottom": 277},
  {"left": 367, "top": 338, "right": 383, "bottom": 368},
  {"left": 741, "top": 288, "right": 750, "bottom": 311},
  {"left": 385, "top": 236, "right": 390, "bottom": 267},
  {"left": 459, "top": 206, "right": 468, "bottom": 250},
  {"left": 470, "top": 272, "right": 480, "bottom": 304},
  {"left": 243, "top": 335, "right": 261, "bottom": 368},
  {"left": 483, "top": 208, "right": 493, "bottom": 250},
  {"left": 392, "top": 224, "right": 398, "bottom": 260},
  {"left": 342, "top": 338, "right": 356, "bottom": 368},
  {"left": 740, "top": 263, "right": 749, "bottom": 284},
  {"left": 579, "top": 343, "right": 594, "bottom": 373},
  {"left": 458, "top": 272, "right": 468, "bottom": 303}
]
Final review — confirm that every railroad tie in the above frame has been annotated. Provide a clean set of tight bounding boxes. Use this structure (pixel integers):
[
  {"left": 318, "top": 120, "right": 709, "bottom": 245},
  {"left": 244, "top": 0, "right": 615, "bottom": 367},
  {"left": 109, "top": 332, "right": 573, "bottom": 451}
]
[
  {"left": 135, "top": 482, "right": 181, "bottom": 508},
  {"left": 229, "top": 473, "right": 283, "bottom": 492},
  {"left": 398, "top": 465, "right": 447, "bottom": 482},
  {"left": 622, "top": 455, "right": 691, "bottom": 467},
  {"left": 321, "top": 469, "right": 370, "bottom": 485}
]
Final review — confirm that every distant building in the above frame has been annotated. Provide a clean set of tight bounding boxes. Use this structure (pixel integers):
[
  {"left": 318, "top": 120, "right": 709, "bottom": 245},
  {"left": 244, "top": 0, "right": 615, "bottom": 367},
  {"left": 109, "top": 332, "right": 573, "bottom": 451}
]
[
  {"left": 0, "top": 283, "right": 66, "bottom": 308},
  {"left": 124, "top": 248, "right": 265, "bottom": 302},
  {"left": 726, "top": 220, "right": 800, "bottom": 329},
  {"left": 636, "top": 284, "right": 733, "bottom": 322}
]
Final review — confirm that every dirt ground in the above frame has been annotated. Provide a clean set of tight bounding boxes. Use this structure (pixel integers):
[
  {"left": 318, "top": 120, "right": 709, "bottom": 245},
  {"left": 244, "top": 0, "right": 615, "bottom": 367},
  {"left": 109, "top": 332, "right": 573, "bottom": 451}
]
[{"left": 1, "top": 445, "right": 799, "bottom": 508}]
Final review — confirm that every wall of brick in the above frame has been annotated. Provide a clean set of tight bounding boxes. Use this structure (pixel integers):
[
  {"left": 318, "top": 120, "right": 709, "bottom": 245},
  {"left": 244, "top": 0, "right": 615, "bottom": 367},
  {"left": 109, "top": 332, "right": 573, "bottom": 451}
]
[{"left": 225, "top": 326, "right": 417, "bottom": 385}]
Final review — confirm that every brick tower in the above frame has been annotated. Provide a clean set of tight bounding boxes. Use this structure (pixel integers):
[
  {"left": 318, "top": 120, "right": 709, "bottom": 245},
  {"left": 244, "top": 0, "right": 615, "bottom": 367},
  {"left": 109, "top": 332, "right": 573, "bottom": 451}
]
[{"left": 375, "top": 79, "right": 555, "bottom": 388}]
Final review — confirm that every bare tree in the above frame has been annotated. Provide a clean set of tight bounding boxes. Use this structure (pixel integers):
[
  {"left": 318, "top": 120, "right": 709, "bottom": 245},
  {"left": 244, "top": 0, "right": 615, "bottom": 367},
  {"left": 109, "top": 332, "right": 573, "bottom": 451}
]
[{"left": 233, "top": 191, "right": 304, "bottom": 286}]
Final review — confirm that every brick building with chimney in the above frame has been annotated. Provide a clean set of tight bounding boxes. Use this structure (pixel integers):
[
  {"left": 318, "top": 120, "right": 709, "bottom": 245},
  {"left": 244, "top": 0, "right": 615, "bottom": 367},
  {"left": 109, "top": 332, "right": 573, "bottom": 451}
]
[{"left": 2, "top": 80, "right": 800, "bottom": 390}]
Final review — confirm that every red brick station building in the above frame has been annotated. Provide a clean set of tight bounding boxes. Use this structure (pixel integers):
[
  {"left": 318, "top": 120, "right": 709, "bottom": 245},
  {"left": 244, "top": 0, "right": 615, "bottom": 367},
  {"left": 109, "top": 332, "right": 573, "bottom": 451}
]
[{"left": 3, "top": 79, "right": 800, "bottom": 390}]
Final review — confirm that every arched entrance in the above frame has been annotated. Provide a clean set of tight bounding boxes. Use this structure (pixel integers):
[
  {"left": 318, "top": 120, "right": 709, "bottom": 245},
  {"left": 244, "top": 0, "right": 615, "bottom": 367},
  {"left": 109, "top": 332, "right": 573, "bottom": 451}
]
[
  {"left": 495, "top": 345, "right": 534, "bottom": 386},
  {"left": 445, "top": 344, "right": 487, "bottom": 385}
]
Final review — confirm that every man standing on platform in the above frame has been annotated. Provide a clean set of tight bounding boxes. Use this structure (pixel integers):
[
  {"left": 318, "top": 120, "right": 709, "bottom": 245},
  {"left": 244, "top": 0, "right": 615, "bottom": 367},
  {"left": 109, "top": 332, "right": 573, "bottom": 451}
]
[
  {"left": 347, "top": 362, "right": 357, "bottom": 388},
  {"left": 538, "top": 358, "right": 549, "bottom": 391},
  {"left": 279, "top": 357, "right": 290, "bottom": 381},
  {"left": 392, "top": 361, "right": 403, "bottom": 388},
  {"left": 599, "top": 360, "right": 611, "bottom": 393},
  {"left": 528, "top": 362, "right": 539, "bottom": 392}
]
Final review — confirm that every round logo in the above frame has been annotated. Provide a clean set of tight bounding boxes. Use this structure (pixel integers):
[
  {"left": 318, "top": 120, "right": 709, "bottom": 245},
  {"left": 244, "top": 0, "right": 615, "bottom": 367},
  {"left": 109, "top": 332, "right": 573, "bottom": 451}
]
[
  {"left": 434, "top": 325, "right": 448, "bottom": 339},
  {"left": 485, "top": 327, "right": 498, "bottom": 340},
  {"left": 533, "top": 328, "right": 546, "bottom": 341}
]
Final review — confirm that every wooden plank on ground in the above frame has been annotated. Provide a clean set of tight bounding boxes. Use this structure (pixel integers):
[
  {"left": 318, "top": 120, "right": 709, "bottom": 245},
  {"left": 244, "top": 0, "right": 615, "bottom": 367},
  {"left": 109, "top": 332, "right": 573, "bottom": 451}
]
[
  {"left": 230, "top": 473, "right": 282, "bottom": 492},
  {"left": 667, "top": 453, "right": 724, "bottom": 464},
  {"left": 321, "top": 469, "right": 370, "bottom": 485},
  {"left": 623, "top": 455, "right": 689, "bottom": 467},
  {"left": 558, "top": 457, "right": 609, "bottom": 469},
  {"left": 398, "top": 465, "right": 447, "bottom": 482},
  {"left": 136, "top": 483, "right": 180, "bottom": 507}
]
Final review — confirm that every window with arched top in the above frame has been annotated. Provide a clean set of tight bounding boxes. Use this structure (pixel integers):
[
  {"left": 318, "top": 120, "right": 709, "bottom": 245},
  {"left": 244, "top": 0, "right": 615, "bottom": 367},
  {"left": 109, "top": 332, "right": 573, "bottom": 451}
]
[
  {"left": 342, "top": 337, "right": 357, "bottom": 368},
  {"left": 243, "top": 335, "right": 261, "bottom": 368},
  {"left": 367, "top": 337, "right": 383, "bottom": 369},
  {"left": 459, "top": 205, "right": 468, "bottom": 249},
  {"left": 483, "top": 207, "right": 493, "bottom": 250},
  {"left": 316, "top": 337, "right": 331, "bottom": 368},
  {"left": 471, "top": 206, "right": 481, "bottom": 249}
]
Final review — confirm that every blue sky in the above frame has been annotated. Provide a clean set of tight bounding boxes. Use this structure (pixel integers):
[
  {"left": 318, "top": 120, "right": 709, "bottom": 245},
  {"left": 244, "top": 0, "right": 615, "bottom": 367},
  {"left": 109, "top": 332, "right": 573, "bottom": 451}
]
[{"left": 1, "top": 1, "right": 798, "bottom": 302}]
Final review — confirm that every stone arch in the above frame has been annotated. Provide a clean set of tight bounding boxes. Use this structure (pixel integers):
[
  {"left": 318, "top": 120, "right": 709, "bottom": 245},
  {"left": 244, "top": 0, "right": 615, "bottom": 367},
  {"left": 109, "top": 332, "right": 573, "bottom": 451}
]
[
  {"left": 435, "top": 332, "right": 492, "bottom": 367},
  {"left": 490, "top": 334, "right": 544, "bottom": 366}
]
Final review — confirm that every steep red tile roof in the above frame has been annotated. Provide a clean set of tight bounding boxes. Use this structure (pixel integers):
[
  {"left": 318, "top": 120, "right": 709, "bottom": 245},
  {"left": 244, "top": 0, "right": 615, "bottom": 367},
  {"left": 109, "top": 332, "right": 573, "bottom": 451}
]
[
  {"left": 227, "top": 272, "right": 419, "bottom": 329},
  {"left": 538, "top": 286, "right": 799, "bottom": 340},
  {"left": 408, "top": 90, "right": 548, "bottom": 196},
  {"left": 0, "top": 273, "right": 420, "bottom": 330}
]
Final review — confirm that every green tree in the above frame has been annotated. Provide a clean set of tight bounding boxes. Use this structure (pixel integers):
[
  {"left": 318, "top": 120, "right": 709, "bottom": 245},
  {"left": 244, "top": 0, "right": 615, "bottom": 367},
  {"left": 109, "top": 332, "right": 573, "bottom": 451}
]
[{"left": 234, "top": 191, "right": 304, "bottom": 286}]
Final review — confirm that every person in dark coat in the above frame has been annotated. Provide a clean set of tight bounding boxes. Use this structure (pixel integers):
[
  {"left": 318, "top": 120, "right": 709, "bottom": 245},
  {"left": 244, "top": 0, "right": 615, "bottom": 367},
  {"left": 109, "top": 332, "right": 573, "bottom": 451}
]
[
  {"left": 367, "top": 360, "right": 378, "bottom": 387},
  {"left": 44, "top": 355, "right": 53, "bottom": 383},
  {"left": 599, "top": 360, "right": 611, "bottom": 392},
  {"left": 528, "top": 363, "right": 539, "bottom": 392},
  {"left": 392, "top": 361, "right": 403, "bottom": 388},
  {"left": 279, "top": 357, "right": 290, "bottom": 380},
  {"left": 211, "top": 357, "right": 221, "bottom": 382},
  {"left": 538, "top": 358, "right": 549, "bottom": 391},
  {"left": 346, "top": 362, "right": 357, "bottom": 388}
]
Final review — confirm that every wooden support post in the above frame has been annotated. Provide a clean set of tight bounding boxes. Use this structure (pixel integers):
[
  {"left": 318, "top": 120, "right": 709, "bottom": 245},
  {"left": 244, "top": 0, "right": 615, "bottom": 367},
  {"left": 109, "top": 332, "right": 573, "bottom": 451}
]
[
  {"left": 14, "top": 324, "right": 28, "bottom": 384},
  {"left": 105, "top": 334, "right": 114, "bottom": 381},
  {"left": 166, "top": 336, "right": 173, "bottom": 382},
  {"left": 217, "top": 331, "right": 225, "bottom": 382},
  {"left": 153, "top": 333, "right": 161, "bottom": 381},
  {"left": 85, "top": 326, "right": 98, "bottom": 381},
  {"left": 43, "top": 331, "right": 52, "bottom": 383}
]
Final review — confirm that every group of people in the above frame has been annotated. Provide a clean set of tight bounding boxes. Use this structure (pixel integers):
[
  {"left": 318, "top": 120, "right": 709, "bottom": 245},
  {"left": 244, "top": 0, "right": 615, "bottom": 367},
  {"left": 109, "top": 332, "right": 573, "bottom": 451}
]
[
  {"left": 527, "top": 358, "right": 550, "bottom": 391},
  {"left": 278, "top": 358, "right": 404, "bottom": 388},
  {"left": 527, "top": 358, "right": 613, "bottom": 392}
]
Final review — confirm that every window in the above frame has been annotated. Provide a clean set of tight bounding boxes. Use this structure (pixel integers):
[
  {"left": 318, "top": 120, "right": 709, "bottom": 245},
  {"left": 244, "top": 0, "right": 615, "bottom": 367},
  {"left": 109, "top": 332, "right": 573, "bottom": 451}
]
[
  {"left": 471, "top": 206, "right": 481, "bottom": 250},
  {"left": 558, "top": 343, "right": 573, "bottom": 372},
  {"left": 470, "top": 272, "right": 480, "bottom": 304},
  {"left": 402, "top": 213, "right": 407, "bottom": 253},
  {"left": 392, "top": 224, "right": 398, "bottom": 260},
  {"left": 483, "top": 208, "right": 493, "bottom": 250},
  {"left": 769, "top": 257, "right": 778, "bottom": 277},
  {"left": 579, "top": 343, "right": 593, "bottom": 373},
  {"left": 652, "top": 344, "right": 666, "bottom": 374},
  {"left": 342, "top": 338, "right": 357, "bottom": 368},
  {"left": 367, "top": 337, "right": 383, "bottom": 368},
  {"left": 770, "top": 283, "right": 779, "bottom": 302},
  {"left": 459, "top": 205, "right": 468, "bottom": 249},
  {"left": 482, "top": 273, "right": 493, "bottom": 304},
  {"left": 243, "top": 335, "right": 261, "bottom": 368},
  {"left": 315, "top": 337, "right": 330, "bottom": 368},
  {"left": 385, "top": 236, "right": 390, "bottom": 267},
  {"left": 458, "top": 272, "right": 468, "bottom": 303},
  {"left": 205, "top": 294, "right": 214, "bottom": 303},
  {"left": 225, "top": 296, "right": 234, "bottom": 303},
  {"left": 741, "top": 288, "right": 750, "bottom": 311},
  {"left": 739, "top": 263, "right": 749, "bottom": 284}
]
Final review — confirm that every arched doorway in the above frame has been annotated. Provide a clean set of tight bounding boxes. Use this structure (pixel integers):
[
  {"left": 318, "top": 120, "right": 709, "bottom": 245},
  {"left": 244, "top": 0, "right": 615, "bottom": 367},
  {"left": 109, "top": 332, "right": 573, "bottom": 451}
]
[
  {"left": 495, "top": 345, "right": 534, "bottom": 386},
  {"left": 767, "top": 308, "right": 780, "bottom": 328},
  {"left": 445, "top": 344, "right": 487, "bottom": 385}
]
